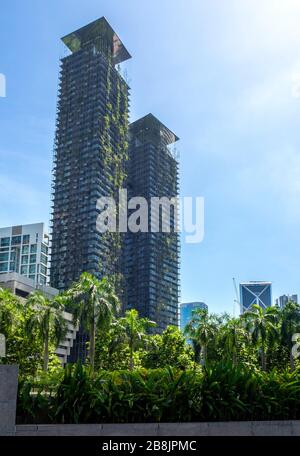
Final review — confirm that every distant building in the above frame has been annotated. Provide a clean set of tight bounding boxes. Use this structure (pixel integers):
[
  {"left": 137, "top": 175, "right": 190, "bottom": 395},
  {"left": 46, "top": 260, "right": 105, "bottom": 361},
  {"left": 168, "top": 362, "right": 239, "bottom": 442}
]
[
  {"left": 275, "top": 294, "right": 298, "bottom": 309},
  {"left": 240, "top": 281, "right": 272, "bottom": 313},
  {"left": 0, "top": 272, "right": 78, "bottom": 365},
  {"left": 180, "top": 302, "right": 208, "bottom": 331},
  {"left": 0, "top": 223, "right": 49, "bottom": 286}
]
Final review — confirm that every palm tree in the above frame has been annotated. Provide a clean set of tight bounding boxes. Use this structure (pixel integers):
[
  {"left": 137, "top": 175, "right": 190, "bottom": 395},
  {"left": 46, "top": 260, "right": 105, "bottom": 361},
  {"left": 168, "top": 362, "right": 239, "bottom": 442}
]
[
  {"left": 185, "top": 308, "right": 219, "bottom": 366},
  {"left": 67, "top": 273, "right": 120, "bottom": 371},
  {"left": 221, "top": 318, "right": 246, "bottom": 365},
  {"left": 243, "top": 304, "right": 278, "bottom": 371},
  {"left": 118, "top": 309, "right": 156, "bottom": 370},
  {"left": 26, "top": 291, "right": 67, "bottom": 371},
  {"left": 279, "top": 302, "right": 300, "bottom": 371}
]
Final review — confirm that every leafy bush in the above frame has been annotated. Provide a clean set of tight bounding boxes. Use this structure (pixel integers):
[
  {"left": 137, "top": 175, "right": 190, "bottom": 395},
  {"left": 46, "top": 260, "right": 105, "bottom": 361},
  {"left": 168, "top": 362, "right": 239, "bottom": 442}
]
[{"left": 17, "top": 362, "right": 300, "bottom": 424}]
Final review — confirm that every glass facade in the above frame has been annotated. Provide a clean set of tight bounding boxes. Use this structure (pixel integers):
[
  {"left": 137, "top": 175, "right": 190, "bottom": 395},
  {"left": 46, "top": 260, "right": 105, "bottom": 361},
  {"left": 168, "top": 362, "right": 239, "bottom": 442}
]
[
  {"left": 180, "top": 302, "right": 208, "bottom": 332},
  {"left": 275, "top": 294, "right": 298, "bottom": 309},
  {"left": 0, "top": 224, "right": 49, "bottom": 285},
  {"left": 240, "top": 282, "right": 272, "bottom": 313}
]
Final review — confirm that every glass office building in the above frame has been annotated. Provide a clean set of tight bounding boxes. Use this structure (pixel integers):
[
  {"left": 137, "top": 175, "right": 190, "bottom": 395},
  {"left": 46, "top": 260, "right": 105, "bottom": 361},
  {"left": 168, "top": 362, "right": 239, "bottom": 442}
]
[
  {"left": 180, "top": 302, "right": 208, "bottom": 331},
  {"left": 240, "top": 281, "right": 272, "bottom": 313},
  {"left": 275, "top": 294, "right": 298, "bottom": 309},
  {"left": 0, "top": 223, "right": 49, "bottom": 286}
]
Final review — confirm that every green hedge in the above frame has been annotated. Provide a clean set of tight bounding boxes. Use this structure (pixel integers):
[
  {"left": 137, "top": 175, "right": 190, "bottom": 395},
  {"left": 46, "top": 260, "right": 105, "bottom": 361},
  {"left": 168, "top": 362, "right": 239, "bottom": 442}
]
[{"left": 17, "top": 362, "right": 300, "bottom": 424}]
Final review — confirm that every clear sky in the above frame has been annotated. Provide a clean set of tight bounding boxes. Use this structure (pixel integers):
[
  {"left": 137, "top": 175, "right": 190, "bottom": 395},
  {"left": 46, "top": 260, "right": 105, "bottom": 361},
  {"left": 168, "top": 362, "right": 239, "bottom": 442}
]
[{"left": 1, "top": 0, "right": 300, "bottom": 314}]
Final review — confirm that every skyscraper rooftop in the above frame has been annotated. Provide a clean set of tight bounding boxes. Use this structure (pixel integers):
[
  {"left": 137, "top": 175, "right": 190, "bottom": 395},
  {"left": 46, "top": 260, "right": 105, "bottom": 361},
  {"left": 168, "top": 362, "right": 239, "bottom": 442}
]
[
  {"left": 61, "top": 16, "right": 132, "bottom": 65},
  {"left": 130, "top": 113, "right": 179, "bottom": 145}
]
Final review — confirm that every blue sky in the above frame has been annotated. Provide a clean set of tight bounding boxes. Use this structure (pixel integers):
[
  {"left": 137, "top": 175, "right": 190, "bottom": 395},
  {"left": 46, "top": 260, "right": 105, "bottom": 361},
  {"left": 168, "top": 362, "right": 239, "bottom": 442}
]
[{"left": 1, "top": 0, "right": 300, "bottom": 313}]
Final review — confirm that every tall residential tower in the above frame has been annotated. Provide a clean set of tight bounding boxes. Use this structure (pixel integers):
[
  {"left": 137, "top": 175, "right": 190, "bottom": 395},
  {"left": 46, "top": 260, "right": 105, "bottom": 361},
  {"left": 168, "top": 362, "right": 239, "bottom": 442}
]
[
  {"left": 123, "top": 114, "right": 180, "bottom": 332},
  {"left": 50, "top": 17, "right": 131, "bottom": 291},
  {"left": 50, "top": 19, "right": 180, "bottom": 352}
]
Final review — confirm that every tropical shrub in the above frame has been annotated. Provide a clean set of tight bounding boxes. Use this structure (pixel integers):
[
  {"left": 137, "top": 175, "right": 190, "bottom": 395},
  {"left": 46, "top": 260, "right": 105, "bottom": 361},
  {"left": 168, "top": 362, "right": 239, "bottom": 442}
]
[{"left": 17, "top": 362, "right": 300, "bottom": 424}]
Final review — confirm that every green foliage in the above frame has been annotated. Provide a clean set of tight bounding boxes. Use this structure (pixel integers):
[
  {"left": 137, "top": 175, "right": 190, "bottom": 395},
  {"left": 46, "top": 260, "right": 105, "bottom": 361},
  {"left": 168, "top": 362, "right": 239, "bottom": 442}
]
[
  {"left": 25, "top": 292, "right": 67, "bottom": 371},
  {"left": 0, "top": 287, "right": 58, "bottom": 376},
  {"left": 95, "top": 319, "right": 146, "bottom": 371},
  {"left": 118, "top": 309, "right": 156, "bottom": 370},
  {"left": 17, "top": 362, "right": 300, "bottom": 424},
  {"left": 185, "top": 308, "right": 219, "bottom": 365},
  {"left": 143, "top": 326, "right": 194, "bottom": 370},
  {"left": 243, "top": 304, "right": 279, "bottom": 370},
  {"left": 4, "top": 277, "right": 300, "bottom": 424},
  {"left": 0, "top": 287, "right": 19, "bottom": 337},
  {"left": 67, "top": 273, "right": 120, "bottom": 370}
]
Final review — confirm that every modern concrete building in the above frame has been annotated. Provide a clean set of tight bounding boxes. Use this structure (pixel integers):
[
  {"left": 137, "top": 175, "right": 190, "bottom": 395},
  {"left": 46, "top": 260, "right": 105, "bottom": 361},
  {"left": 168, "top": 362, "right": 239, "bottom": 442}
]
[
  {"left": 123, "top": 114, "right": 180, "bottom": 332},
  {"left": 180, "top": 302, "right": 208, "bottom": 331},
  {"left": 275, "top": 294, "right": 298, "bottom": 309},
  {"left": 240, "top": 281, "right": 272, "bottom": 313},
  {"left": 50, "top": 17, "right": 131, "bottom": 362},
  {"left": 50, "top": 17, "right": 131, "bottom": 292},
  {"left": 49, "top": 18, "right": 181, "bottom": 359},
  {"left": 0, "top": 272, "right": 78, "bottom": 365},
  {"left": 0, "top": 223, "right": 49, "bottom": 286}
]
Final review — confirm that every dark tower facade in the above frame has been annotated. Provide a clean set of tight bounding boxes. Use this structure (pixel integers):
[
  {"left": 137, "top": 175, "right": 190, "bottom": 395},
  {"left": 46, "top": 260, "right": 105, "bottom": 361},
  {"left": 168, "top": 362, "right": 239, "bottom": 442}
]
[
  {"left": 50, "top": 17, "right": 131, "bottom": 292},
  {"left": 123, "top": 114, "right": 180, "bottom": 332}
]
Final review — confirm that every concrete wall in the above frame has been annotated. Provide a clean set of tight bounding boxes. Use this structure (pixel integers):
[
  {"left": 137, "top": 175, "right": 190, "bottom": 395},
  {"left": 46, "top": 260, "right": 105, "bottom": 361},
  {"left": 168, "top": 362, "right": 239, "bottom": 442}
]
[
  {"left": 15, "top": 421, "right": 300, "bottom": 436},
  {"left": 0, "top": 365, "right": 19, "bottom": 435}
]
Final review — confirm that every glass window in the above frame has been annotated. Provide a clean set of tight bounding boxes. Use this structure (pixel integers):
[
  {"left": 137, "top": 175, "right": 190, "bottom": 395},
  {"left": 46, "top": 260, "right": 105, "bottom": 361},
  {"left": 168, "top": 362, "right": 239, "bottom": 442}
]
[
  {"left": 11, "top": 236, "right": 22, "bottom": 245},
  {"left": 29, "top": 264, "right": 36, "bottom": 274},
  {"left": 40, "top": 264, "right": 47, "bottom": 275},
  {"left": 10, "top": 251, "right": 16, "bottom": 261},
  {"left": 0, "top": 263, "right": 8, "bottom": 272},
  {"left": 0, "top": 237, "right": 10, "bottom": 247},
  {"left": 30, "top": 254, "right": 36, "bottom": 264},
  {"left": 30, "top": 244, "right": 37, "bottom": 253},
  {"left": 39, "top": 275, "right": 46, "bottom": 285},
  {"left": 22, "top": 235, "right": 30, "bottom": 244},
  {"left": 20, "top": 265, "right": 28, "bottom": 275},
  {"left": 0, "top": 253, "right": 9, "bottom": 262},
  {"left": 9, "top": 262, "right": 16, "bottom": 272},
  {"left": 40, "top": 253, "right": 48, "bottom": 265},
  {"left": 21, "top": 255, "right": 29, "bottom": 264},
  {"left": 29, "top": 274, "right": 36, "bottom": 281},
  {"left": 22, "top": 245, "right": 29, "bottom": 254},
  {"left": 41, "top": 243, "right": 48, "bottom": 255}
]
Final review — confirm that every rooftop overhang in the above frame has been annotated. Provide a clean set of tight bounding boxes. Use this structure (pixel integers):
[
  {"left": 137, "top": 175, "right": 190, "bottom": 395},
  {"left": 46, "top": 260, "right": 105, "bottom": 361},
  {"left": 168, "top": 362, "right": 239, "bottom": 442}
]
[
  {"left": 130, "top": 113, "right": 179, "bottom": 145},
  {"left": 61, "top": 17, "right": 131, "bottom": 65}
]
